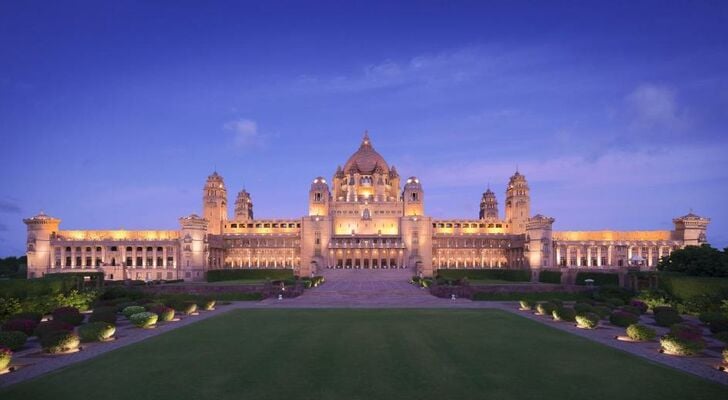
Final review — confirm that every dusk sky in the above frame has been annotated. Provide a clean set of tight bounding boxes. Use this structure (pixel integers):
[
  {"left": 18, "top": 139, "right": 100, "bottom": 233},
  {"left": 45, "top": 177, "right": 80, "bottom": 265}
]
[{"left": 1, "top": 1, "right": 727, "bottom": 256}]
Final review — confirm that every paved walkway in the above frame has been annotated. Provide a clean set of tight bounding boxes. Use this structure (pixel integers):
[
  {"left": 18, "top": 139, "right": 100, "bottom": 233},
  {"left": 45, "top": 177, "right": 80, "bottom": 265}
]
[{"left": 2, "top": 276, "right": 727, "bottom": 388}]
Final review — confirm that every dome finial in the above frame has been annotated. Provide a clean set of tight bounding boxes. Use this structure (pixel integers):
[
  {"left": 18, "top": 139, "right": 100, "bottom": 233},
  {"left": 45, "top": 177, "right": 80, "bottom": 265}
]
[{"left": 362, "top": 130, "right": 370, "bottom": 146}]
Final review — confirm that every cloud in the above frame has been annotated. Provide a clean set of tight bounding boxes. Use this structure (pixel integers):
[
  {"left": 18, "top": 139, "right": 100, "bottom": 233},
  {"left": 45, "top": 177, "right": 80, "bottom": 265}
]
[
  {"left": 0, "top": 198, "right": 21, "bottom": 214},
  {"left": 223, "top": 118, "right": 263, "bottom": 148},
  {"left": 625, "top": 83, "right": 687, "bottom": 131}
]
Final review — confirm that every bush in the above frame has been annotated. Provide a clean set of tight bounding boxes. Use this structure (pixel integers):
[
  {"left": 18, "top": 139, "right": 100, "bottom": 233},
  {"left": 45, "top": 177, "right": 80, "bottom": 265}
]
[
  {"left": 89, "top": 310, "right": 117, "bottom": 324},
  {"left": 150, "top": 306, "right": 175, "bottom": 322},
  {"left": 609, "top": 311, "right": 639, "bottom": 327},
  {"left": 52, "top": 307, "right": 84, "bottom": 326},
  {"left": 0, "top": 276, "right": 77, "bottom": 300},
  {"left": 535, "top": 302, "right": 556, "bottom": 316},
  {"left": 709, "top": 319, "right": 728, "bottom": 334},
  {"left": 620, "top": 305, "right": 641, "bottom": 316},
  {"left": 10, "top": 312, "right": 43, "bottom": 324},
  {"left": 0, "top": 298, "right": 22, "bottom": 322},
  {"left": 550, "top": 299, "right": 564, "bottom": 308},
  {"left": 723, "top": 348, "right": 728, "bottom": 364},
  {"left": 698, "top": 311, "right": 727, "bottom": 325},
  {"left": 130, "top": 312, "right": 158, "bottom": 328},
  {"left": 0, "top": 331, "right": 27, "bottom": 351},
  {"left": 519, "top": 300, "right": 534, "bottom": 310},
  {"left": 658, "top": 245, "right": 728, "bottom": 277},
  {"left": 654, "top": 309, "right": 683, "bottom": 327},
  {"left": 180, "top": 302, "right": 198, "bottom": 315},
  {"left": 34, "top": 320, "right": 74, "bottom": 339},
  {"left": 41, "top": 331, "right": 80, "bottom": 354},
  {"left": 576, "top": 272, "right": 619, "bottom": 286},
  {"left": 606, "top": 298, "right": 625, "bottom": 308},
  {"left": 660, "top": 273, "right": 728, "bottom": 301},
  {"left": 538, "top": 270, "right": 562, "bottom": 284},
  {"left": 122, "top": 306, "right": 146, "bottom": 319},
  {"left": 626, "top": 324, "right": 656, "bottom": 341},
  {"left": 636, "top": 289, "right": 671, "bottom": 310},
  {"left": 207, "top": 269, "right": 295, "bottom": 282},
  {"left": 591, "top": 306, "right": 612, "bottom": 319},
  {"left": 670, "top": 322, "right": 703, "bottom": 337},
  {"left": 629, "top": 300, "right": 648, "bottom": 314},
  {"left": 714, "top": 331, "right": 728, "bottom": 343},
  {"left": 552, "top": 307, "right": 577, "bottom": 322},
  {"left": 2, "top": 318, "right": 37, "bottom": 336},
  {"left": 576, "top": 313, "right": 600, "bottom": 329},
  {"left": 78, "top": 322, "right": 115, "bottom": 342},
  {"left": 0, "top": 347, "right": 10, "bottom": 370},
  {"left": 436, "top": 269, "right": 531, "bottom": 282},
  {"left": 660, "top": 334, "right": 705, "bottom": 356},
  {"left": 200, "top": 300, "right": 216, "bottom": 311},
  {"left": 116, "top": 301, "right": 140, "bottom": 312},
  {"left": 574, "top": 303, "right": 592, "bottom": 315}
]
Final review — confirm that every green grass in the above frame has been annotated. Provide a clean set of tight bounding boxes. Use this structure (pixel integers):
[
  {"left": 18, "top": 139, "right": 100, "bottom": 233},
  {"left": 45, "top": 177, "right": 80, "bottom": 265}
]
[
  {"left": 472, "top": 291, "right": 592, "bottom": 301},
  {"left": 2, "top": 309, "right": 726, "bottom": 400}
]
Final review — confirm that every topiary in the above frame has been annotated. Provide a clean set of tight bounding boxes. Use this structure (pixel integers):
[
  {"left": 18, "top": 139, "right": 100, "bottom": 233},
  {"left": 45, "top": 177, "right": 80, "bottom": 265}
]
[
  {"left": 52, "top": 307, "right": 84, "bottom": 326},
  {"left": 715, "top": 331, "right": 728, "bottom": 344},
  {"left": 574, "top": 303, "right": 592, "bottom": 315},
  {"left": 552, "top": 307, "right": 577, "bottom": 322},
  {"left": 1, "top": 319, "right": 37, "bottom": 336},
  {"left": 130, "top": 312, "right": 158, "bottom": 328},
  {"left": 122, "top": 306, "right": 146, "bottom": 319},
  {"left": 0, "top": 331, "right": 28, "bottom": 351},
  {"left": 654, "top": 309, "right": 683, "bottom": 327},
  {"left": 606, "top": 298, "right": 625, "bottom": 308},
  {"left": 41, "top": 331, "right": 80, "bottom": 354},
  {"left": 519, "top": 300, "right": 534, "bottom": 310},
  {"left": 626, "top": 324, "right": 656, "bottom": 341},
  {"left": 89, "top": 307, "right": 117, "bottom": 324},
  {"left": 609, "top": 311, "right": 640, "bottom": 327},
  {"left": 576, "top": 313, "right": 600, "bottom": 329},
  {"left": 620, "top": 305, "right": 641, "bottom": 316},
  {"left": 181, "top": 302, "right": 198, "bottom": 315},
  {"left": 200, "top": 300, "right": 216, "bottom": 311},
  {"left": 150, "top": 306, "right": 175, "bottom": 322},
  {"left": 78, "top": 322, "right": 116, "bottom": 342},
  {"left": 34, "top": 320, "right": 75, "bottom": 339},
  {"left": 592, "top": 306, "right": 612, "bottom": 319},
  {"left": 550, "top": 299, "right": 564, "bottom": 308},
  {"left": 708, "top": 319, "right": 728, "bottom": 334},
  {"left": 629, "top": 300, "right": 648, "bottom": 314},
  {"left": 115, "top": 301, "right": 139, "bottom": 312},
  {"left": 0, "top": 347, "right": 11, "bottom": 370},
  {"left": 669, "top": 322, "right": 704, "bottom": 337},
  {"left": 660, "top": 334, "right": 705, "bottom": 356},
  {"left": 10, "top": 312, "right": 43, "bottom": 324}
]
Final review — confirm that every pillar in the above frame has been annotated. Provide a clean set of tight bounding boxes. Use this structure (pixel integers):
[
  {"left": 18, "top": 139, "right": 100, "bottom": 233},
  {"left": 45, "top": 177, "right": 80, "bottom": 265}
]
[
  {"left": 576, "top": 247, "right": 581, "bottom": 267},
  {"left": 597, "top": 246, "right": 602, "bottom": 267}
]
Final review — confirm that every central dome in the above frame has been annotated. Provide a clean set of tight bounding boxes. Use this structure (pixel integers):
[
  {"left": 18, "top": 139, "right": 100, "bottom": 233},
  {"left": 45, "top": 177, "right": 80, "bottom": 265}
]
[{"left": 343, "top": 132, "right": 389, "bottom": 175}]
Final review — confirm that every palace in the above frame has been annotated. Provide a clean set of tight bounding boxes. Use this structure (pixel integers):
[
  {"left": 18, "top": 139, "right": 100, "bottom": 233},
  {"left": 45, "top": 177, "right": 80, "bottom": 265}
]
[{"left": 24, "top": 133, "right": 710, "bottom": 281}]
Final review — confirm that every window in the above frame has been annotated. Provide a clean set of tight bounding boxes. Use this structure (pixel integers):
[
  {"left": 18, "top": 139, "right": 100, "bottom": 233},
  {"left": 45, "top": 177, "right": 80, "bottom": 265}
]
[{"left": 110, "top": 246, "right": 118, "bottom": 251}]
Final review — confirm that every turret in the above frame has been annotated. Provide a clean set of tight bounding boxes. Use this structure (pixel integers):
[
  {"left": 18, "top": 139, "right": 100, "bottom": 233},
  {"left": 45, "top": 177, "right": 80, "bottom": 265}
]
[
  {"left": 202, "top": 171, "right": 228, "bottom": 235},
  {"left": 234, "top": 189, "right": 254, "bottom": 221},
  {"left": 479, "top": 187, "right": 499, "bottom": 220},
  {"left": 526, "top": 214, "right": 555, "bottom": 272},
  {"left": 23, "top": 212, "right": 61, "bottom": 278},
  {"left": 673, "top": 212, "right": 710, "bottom": 247},
  {"left": 403, "top": 176, "right": 424, "bottom": 216},
  {"left": 179, "top": 214, "right": 208, "bottom": 281},
  {"left": 309, "top": 177, "right": 331, "bottom": 216},
  {"left": 505, "top": 170, "right": 530, "bottom": 234}
]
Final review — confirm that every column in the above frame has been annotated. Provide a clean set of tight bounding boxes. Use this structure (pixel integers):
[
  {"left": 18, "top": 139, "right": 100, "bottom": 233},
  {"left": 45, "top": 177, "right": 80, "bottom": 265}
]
[
  {"left": 576, "top": 247, "right": 581, "bottom": 267},
  {"left": 648, "top": 246, "right": 653, "bottom": 267},
  {"left": 627, "top": 245, "right": 632, "bottom": 261},
  {"left": 658, "top": 246, "right": 663, "bottom": 262},
  {"left": 607, "top": 245, "right": 613, "bottom": 266},
  {"left": 597, "top": 246, "right": 602, "bottom": 267},
  {"left": 556, "top": 246, "right": 561, "bottom": 266},
  {"left": 163, "top": 247, "right": 168, "bottom": 268},
  {"left": 586, "top": 247, "right": 592, "bottom": 267}
]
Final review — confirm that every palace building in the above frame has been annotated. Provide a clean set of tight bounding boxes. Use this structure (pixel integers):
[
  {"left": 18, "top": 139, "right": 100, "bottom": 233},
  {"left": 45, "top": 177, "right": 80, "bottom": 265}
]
[{"left": 24, "top": 133, "right": 710, "bottom": 281}]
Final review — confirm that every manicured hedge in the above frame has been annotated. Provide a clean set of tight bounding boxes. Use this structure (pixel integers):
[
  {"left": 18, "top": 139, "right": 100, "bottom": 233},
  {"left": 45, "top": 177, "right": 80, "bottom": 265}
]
[
  {"left": 41, "top": 331, "right": 80, "bottom": 354},
  {"left": 78, "top": 322, "right": 115, "bottom": 342},
  {"left": 0, "top": 276, "right": 78, "bottom": 299},
  {"left": 130, "top": 312, "right": 158, "bottom": 328},
  {"left": 575, "top": 272, "right": 619, "bottom": 286},
  {"left": 0, "top": 331, "right": 27, "bottom": 351},
  {"left": 538, "top": 270, "right": 562, "bottom": 284},
  {"left": 207, "top": 269, "right": 295, "bottom": 282},
  {"left": 576, "top": 313, "right": 600, "bottom": 329},
  {"left": 659, "top": 273, "right": 728, "bottom": 301},
  {"left": 436, "top": 269, "right": 530, "bottom": 282},
  {"left": 626, "top": 324, "right": 656, "bottom": 341}
]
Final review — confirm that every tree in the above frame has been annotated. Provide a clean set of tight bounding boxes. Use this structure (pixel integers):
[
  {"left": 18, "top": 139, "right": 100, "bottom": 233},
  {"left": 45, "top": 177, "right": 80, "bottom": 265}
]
[{"left": 657, "top": 245, "right": 728, "bottom": 277}]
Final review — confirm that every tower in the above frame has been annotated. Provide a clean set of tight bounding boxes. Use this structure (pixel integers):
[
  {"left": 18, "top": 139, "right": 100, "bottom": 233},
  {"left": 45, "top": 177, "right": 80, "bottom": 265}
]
[
  {"left": 179, "top": 214, "right": 208, "bottom": 281},
  {"left": 234, "top": 189, "right": 254, "bottom": 221},
  {"left": 672, "top": 212, "right": 710, "bottom": 247},
  {"left": 526, "top": 214, "right": 555, "bottom": 274},
  {"left": 505, "top": 170, "right": 530, "bottom": 234},
  {"left": 479, "top": 187, "right": 499, "bottom": 220},
  {"left": 309, "top": 177, "right": 331, "bottom": 216},
  {"left": 403, "top": 176, "right": 424, "bottom": 216},
  {"left": 202, "top": 172, "right": 228, "bottom": 235},
  {"left": 23, "top": 212, "right": 61, "bottom": 278}
]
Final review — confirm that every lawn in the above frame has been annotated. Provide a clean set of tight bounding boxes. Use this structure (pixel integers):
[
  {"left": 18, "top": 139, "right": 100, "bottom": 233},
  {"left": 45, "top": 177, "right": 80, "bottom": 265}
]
[{"left": 1, "top": 309, "right": 726, "bottom": 400}]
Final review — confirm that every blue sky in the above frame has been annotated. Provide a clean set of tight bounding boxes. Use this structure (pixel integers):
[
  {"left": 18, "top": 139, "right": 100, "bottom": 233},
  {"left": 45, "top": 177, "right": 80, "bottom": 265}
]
[{"left": 1, "top": 1, "right": 727, "bottom": 256}]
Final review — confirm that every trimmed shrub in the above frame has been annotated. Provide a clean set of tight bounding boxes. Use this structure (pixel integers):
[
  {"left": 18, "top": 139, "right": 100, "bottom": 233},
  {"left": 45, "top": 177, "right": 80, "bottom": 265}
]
[
  {"left": 535, "top": 302, "right": 556, "bottom": 316},
  {"left": 2, "top": 319, "right": 37, "bottom": 336},
  {"left": 609, "top": 311, "right": 639, "bottom": 327},
  {"left": 34, "top": 320, "right": 74, "bottom": 339},
  {"left": 538, "top": 270, "right": 562, "bottom": 284},
  {"left": 652, "top": 306, "right": 676, "bottom": 315},
  {"left": 436, "top": 269, "right": 531, "bottom": 282},
  {"left": 0, "top": 331, "right": 27, "bottom": 351},
  {"left": 714, "top": 331, "right": 728, "bottom": 343},
  {"left": 592, "top": 306, "right": 612, "bottom": 319},
  {"left": 151, "top": 306, "right": 175, "bottom": 322},
  {"left": 709, "top": 319, "right": 728, "bottom": 334},
  {"left": 143, "top": 302, "right": 165, "bottom": 310},
  {"left": 654, "top": 309, "right": 683, "bottom": 327},
  {"left": 0, "top": 347, "right": 11, "bottom": 370},
  {"left": 606, "top": 298, "right": 625, "bottom": 308},
  {"left": 122, "top": 306, "right": 146, "bottom": 319},
  {"left": 576, "top": 313, "right": 600, "bottom": 329},
  {"left": 180, "top": 302, "right": 198, "bottom": 315},
  {"left": 78, "top": 322, "right": 115, "bottom": 342},
  {"left": 130, "top": 312, "right": 158, "bottom": 328},
  {"left": 116, "top": 301, "right": 139, "bottom": 312},
  {"left": 669, "top": 322, "right": 704, "bottom": 337},
  {"left": 552, "top": 307, "right": 577, "bottom": 322},
  {"left": 0, "top": 298, "right": 22, "bottom": 322},
  {"left": 660, "top": 273, "right": 728, "bottom": 301},
  {"left": 620, "top": 305, "right": 641, "bottom": 316},
  {"left": 207, "top": 269, "right": 294, "bottom": 282},
  {"left": 576, "top": 272, "right": 619, "bottom": 286},
  {"left": 200, "top": 300, "right": 216, "bottom": 311},
  {"left": 629, "top": 300, "right": 648, "bottom": 314},
  {"left": 698, "top": 311, "right": 727, "bottom": 325},
  {"left": 41, "top": 331, "right": 80, "bottom": 354},
  {"left": 10, "top": 312, "right": 43, "bottom": 324},
  {"left": 52, "top": 307, "right": 84, "bottom": 326},
  {"left": 519, "top": 300, "right": 534, "bottom": 310},
  {"left": 637, "top": 289, "right": 671, "bottom": 310},
  {"left": 550, "top": 299, "right": 564, "bottom": 308},
  {"left": 723, "top": 348, "right": 728, "bottom": 364},
  {"left": 660, "top": 334, "right": 705, "bottom": 356},
  {"left": 626, "top": 324, "right": 656, "bottom": 341},
  {"left": 574, "top": 303, "right": 592, "bottom": 315},
  {"left": 89, "top": 310, "right": 117, "bottom": 324}
]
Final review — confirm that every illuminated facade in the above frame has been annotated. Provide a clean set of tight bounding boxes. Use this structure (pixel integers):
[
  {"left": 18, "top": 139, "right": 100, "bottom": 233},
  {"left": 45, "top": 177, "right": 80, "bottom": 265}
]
[{"left": 24, "top": 133, "right": 710, "bottom": 281}]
